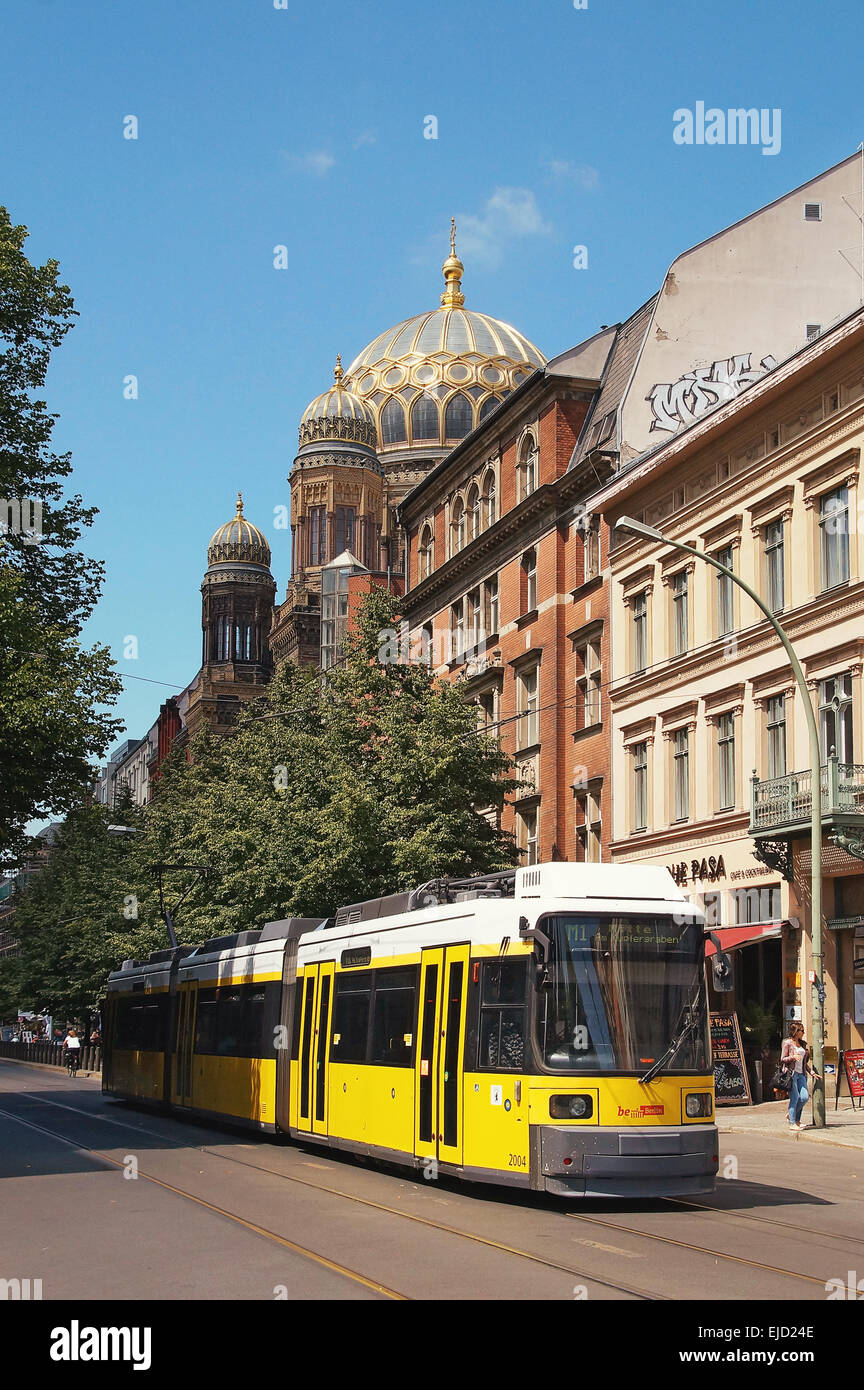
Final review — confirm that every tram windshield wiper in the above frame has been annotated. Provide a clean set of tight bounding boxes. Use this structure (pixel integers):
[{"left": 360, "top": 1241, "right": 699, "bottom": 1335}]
[{"left": 638, "top": 997, "right": 703, "bottom": 1086}]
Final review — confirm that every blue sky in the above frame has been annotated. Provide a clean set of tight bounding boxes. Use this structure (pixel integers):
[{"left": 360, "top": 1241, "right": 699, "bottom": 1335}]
[{"left": 3, "top": 0, "right": 863, "bottom": 754}]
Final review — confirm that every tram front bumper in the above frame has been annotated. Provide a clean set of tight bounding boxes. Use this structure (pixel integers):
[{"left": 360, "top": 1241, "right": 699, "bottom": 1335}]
[{"left": 532, "top": 1124, "right": 718, "bottom": 1198}]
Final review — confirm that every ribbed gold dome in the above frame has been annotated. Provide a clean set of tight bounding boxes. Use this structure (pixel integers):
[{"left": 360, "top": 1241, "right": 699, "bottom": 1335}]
[
  {"left": 343, "top": 222, "right": 545, "bottom": 453},
  {"left": 207, "top": 494, "right": 271, "bottom": 569},
  {"left": 299, "top": 355, "right": 378, "bottom": 449}
]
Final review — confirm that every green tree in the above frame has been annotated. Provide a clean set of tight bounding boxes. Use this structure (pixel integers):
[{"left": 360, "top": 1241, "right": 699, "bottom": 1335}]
[
  {"left": 141, "top": 587, "right": 519, "bottom": 932},
  {"left": 3, "top": 587, "right": 521, "bottom": 1006},
  {"left": 0, "top": 208, "right": 122, "bottom": 857}
]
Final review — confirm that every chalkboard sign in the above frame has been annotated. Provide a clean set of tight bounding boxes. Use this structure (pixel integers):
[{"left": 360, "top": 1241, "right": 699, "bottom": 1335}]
[{"left": 710, "top": 1011, "right": 752, "bottom": 1106}]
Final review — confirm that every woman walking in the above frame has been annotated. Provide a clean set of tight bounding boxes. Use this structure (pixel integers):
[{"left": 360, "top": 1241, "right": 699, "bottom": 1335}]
[{"left": 781, "top": 1021, "right": 820, "bottom": 1129}]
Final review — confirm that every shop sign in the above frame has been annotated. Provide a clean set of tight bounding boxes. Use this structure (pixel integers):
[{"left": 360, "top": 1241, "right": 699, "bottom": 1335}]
[{"left": 667, "top": 855, "right": 725, "bottom": 887}]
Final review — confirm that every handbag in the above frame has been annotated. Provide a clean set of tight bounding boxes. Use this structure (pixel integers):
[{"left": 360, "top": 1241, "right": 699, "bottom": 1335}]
[{"left": 771, "top": 1061, "right": 794, "bottom": 1093}]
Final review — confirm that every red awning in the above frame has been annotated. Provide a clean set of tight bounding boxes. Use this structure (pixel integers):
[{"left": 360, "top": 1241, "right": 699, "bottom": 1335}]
[{"left": 705, "top": 922, "right": 785, "bottom": 956}]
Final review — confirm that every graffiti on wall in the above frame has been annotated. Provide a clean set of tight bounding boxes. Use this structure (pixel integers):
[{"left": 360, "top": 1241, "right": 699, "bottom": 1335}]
[{"left": 647, "top": 352, "right": 777, "bottom": 433}]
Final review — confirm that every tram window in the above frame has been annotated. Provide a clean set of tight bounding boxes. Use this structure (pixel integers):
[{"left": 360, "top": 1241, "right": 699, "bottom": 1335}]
[
  {"left": 115, "top": 998, "right": 139, "bottom": 1050},
  {"left": 216, "top": 990, "right": 243, "bottom": 1055},
  {"left": 195, "top": 989, "right": 219, "bottom": 1053},
  {"left": 194, "top": 984, "right": 279, "bottom": 1058},
  {"left": 141, "top": 1001, "right": 164, "bottom": 1051},
  {"left": 332, "top": 972, "right": 372, "bottom": 1063},
  {"left": 478, "top": 959, "right": 527, "bottom": 1071},
  {"left": 370, "top": 967, "right": 418, "bottom": 1067}
]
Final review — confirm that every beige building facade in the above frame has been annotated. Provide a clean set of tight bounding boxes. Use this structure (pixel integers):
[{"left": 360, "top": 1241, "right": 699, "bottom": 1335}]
[{"left": 592, "top": 305, "right": 864, "bottom": 1084}]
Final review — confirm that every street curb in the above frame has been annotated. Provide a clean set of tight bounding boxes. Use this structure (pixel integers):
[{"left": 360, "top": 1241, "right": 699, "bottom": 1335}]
[
  {"left": 0, "top": 1057, "right": 100, "bottom": 1081},
  {"left": 717, "top": 1122, "right": 864, "bottom": 1152}
]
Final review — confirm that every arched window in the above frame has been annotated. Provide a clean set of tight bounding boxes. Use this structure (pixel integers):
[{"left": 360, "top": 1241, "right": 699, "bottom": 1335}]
[
  {"left": 418, "top": 523, "right": 434, "bottom": 581},
  {"left": 411, "top": 393, "right": 440, "bottom": 441},
  {"left": 517, "top": 433, "right": 537, "bottom": 501},
  {"left": 381, "top": 397, "right": 407, "bottom": 444},
  {"left": 451, "top": 496, "right": 466, "bottom": 555},
  {"left": 479, "top": 395, "right": 501, "bottom": 424},
  {"left": 482, "top": 468, "right": 496, "bottom": 528},
  {"left": 467, "top": 483, "right": 481, "bottom": 540},
  {"left": 444, "top": 393, "right": 473, "bottom": 441}
]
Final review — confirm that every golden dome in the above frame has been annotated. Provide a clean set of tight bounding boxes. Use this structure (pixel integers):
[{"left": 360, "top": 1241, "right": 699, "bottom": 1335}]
[
  {"left": 299, "top": 355, "right": 378, "bottom": 449},
  {"left": 207, "top": 493, "right": 271, "bottom": 569},
  {"left": 343, "top": 222, "right": 546, "bottom": 454}
]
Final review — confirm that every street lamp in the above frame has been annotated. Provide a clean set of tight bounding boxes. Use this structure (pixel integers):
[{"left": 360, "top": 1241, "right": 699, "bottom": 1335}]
[{"left": 614, "top": 515, "right": 826, "bottom": 1128}]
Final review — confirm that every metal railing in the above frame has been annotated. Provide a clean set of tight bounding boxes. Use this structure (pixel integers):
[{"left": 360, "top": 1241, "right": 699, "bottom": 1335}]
[
  {"left": 0, "top": 1040, "right": 101, "bottom": 1072},
  {"left": 751, "top": 754, "right": 864, "bottom": 831}
]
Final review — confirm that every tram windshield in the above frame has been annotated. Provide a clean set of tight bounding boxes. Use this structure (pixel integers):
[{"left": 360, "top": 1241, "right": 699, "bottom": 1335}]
[{"left": 535, "top": 914, "right": 710, "bottom": 1073}]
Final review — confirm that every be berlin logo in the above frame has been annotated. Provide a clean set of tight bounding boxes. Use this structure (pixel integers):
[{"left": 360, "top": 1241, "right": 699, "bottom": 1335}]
[{"left": 673, "top": 102, "right": 782, "bottom": 156}]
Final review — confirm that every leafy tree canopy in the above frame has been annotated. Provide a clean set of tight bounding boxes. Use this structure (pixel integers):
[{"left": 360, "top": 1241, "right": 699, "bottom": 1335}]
[
  {"left": 0, "top": 208, "right": 122, "bottom": 856},
  {"left": 2, "top": 588, "right": 521, "bottom": 1013}
]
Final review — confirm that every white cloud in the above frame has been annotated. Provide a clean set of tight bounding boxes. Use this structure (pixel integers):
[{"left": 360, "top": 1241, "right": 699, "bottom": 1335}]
[
  {"left": 352, "top": 131, "right": 376, "bottom": 150},
  {"left": 543, "top": 159, "right": 599, "bottom": 190},
  {"left": 281, "top": 150, "right": 336, "bottom": 177},
  {"left": 426, "top": 187, "right": 551, "bottom": 271}
]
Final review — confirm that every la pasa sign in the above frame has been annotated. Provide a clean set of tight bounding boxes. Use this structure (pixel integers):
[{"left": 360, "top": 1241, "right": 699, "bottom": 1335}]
[{"left": 667, "top": 855, "right": 726, "bottom": 887}]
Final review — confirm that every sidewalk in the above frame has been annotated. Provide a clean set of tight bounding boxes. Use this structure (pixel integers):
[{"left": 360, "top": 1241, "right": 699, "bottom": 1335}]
[{"left": 716, "top": 1096, "right": 864, "bottom": 1149}]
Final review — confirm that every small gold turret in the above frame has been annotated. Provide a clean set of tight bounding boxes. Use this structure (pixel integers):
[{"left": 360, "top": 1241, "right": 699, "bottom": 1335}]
[
  {"left": 440, "top": 217, "right": 465, "bottom": 309},
  {"left": 333, "top": 354, "right": 344, "bottom": 384}
]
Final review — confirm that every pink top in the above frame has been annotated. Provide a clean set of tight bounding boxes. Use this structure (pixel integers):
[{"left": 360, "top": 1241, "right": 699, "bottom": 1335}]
[{"left": 782, "top": 1038, "right": 806, "bottom": 1073}]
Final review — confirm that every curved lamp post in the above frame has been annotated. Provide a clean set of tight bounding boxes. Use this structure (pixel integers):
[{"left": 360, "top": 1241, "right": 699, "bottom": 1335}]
[{"left": 614, "top": 516, "right": 825, "bottom": 1128}]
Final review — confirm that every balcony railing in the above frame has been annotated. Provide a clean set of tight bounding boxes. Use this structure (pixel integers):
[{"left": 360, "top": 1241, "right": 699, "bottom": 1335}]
[{"left": 750, "top": 757, "right": 864, "bottom": 833}]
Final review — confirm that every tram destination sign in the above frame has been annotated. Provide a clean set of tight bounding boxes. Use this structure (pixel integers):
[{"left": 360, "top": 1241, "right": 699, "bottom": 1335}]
[{"left": 710, "top": 1011, "right": 752, "bottom": 1106}]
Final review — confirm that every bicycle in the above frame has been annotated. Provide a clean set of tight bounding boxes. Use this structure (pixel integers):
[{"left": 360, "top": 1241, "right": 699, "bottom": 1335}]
[{"left": 64, "top": 1049, "right": 80, "bottom": 1078}]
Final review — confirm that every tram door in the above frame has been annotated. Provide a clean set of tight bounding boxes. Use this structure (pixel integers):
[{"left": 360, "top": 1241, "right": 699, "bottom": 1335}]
[
  {"left": 414, "top": 944, "right": 470, "bottom": 1167},
  {"left": 171, "top": 982, "right": 198, "bottom": 1107},
  {"left": 296, "top": 963, "right": 334, "bottom": 1136}
]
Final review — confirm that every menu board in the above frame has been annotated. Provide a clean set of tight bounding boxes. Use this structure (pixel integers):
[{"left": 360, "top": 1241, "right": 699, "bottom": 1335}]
[
  {"left": 842, "top": 1049, "right": 864, "bottom": 1101},
  {"left": 710, "top": 1011, "right": 752, "bottom": 1106}
]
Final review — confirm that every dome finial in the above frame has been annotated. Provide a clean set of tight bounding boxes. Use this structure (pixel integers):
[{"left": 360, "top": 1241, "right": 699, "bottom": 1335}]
[
  {"left": 333, "top": 354, "right": 344, "bottom": 384},
  {"left": 236, "top": 491, "right": 244, "bottom": 517},
  {"left": 441, "top": 217, "right": 465, "bottom": 309}
]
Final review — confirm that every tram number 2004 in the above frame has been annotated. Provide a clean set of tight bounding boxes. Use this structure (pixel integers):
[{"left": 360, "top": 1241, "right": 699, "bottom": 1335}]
[{"left": 508, "top": 1153, "right": 527, "bottom": 1168}]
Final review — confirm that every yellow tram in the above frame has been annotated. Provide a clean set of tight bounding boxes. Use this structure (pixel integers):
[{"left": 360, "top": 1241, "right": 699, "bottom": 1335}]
[{"left": 103, "top": 863, "right": 720, "bottom": 1198}]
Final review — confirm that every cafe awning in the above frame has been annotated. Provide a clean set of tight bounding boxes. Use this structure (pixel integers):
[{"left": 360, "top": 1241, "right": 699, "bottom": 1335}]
[{"left": 705, "top": 921, "right": 785, "bottom": 956}]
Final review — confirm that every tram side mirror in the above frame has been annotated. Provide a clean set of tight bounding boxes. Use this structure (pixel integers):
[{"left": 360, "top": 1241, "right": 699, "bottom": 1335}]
[
  {"left": 519, "top": 914, "right": 552, "bottom": 986},
  {"left": 711, "top": 951, "right": 734, "bottom": 992}
]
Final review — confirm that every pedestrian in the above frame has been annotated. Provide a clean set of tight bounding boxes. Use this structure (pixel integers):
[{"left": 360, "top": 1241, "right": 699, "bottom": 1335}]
[
  {"left": 781, "top": 1021, "right": 820, "bottom": 1130},
  {"left": 89, "top": 1028, "right": 100, "bottom": 1046}
]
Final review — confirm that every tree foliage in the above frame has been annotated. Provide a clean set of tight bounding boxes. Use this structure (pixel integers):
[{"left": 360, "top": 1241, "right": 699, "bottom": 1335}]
[
  {"left": 2, "top": 589, "right": 520, "bottom": 1013},
  {"left": 0, "top": 207, "right": 122, "bottom": 857}
]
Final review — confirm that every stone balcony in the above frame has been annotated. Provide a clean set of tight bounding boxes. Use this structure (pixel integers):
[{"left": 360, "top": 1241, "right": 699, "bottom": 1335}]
[{"left": 749, "top": 753, "right": 864, "bottom": 876}]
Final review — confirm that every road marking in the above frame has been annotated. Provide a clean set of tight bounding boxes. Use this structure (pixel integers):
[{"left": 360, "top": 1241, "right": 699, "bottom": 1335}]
[{"left": 567, "top": 1211, "right": 830, "bottom": 1286}]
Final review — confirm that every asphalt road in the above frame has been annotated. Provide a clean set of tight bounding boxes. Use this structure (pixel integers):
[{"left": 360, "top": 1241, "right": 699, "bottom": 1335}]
[{"left": 1, "top": 1059, "right": 861, "bottom": 1302}]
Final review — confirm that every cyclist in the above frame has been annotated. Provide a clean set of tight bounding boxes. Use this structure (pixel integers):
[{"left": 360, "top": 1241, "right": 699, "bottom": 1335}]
[{"left": 62, "top": 1028, "right": 81, "bottom": 1077}]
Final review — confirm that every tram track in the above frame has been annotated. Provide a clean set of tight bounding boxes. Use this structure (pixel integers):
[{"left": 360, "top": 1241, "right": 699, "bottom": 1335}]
[
  {"left": 0, "top": 1087, "right": 665, "bottom": 1302},
  {"left": 3, "top": 1082, "right": 850, "bottom": 1298},
  {"left": 0, "top": 1084, "right": 855, "bottom": 1301},
  {"left": 661, "top": 1195, "right": 864, "bottom": 1251}
]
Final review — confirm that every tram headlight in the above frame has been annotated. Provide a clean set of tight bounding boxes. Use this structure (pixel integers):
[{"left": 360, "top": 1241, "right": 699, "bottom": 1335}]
[
  {"left": 549, "top": 1094, "right": 593, "bottom": 1120},
  {"left": 684, "top": 1092, "right": 713, "bottom": 1118}
]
